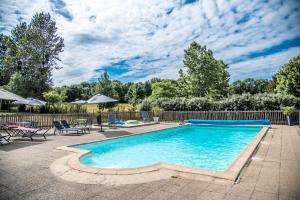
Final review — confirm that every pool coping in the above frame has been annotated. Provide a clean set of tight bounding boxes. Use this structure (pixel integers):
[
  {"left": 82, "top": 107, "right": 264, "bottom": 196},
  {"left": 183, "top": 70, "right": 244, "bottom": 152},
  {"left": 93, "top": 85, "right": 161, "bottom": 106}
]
[{"left": 57, "top": 125, "right": 269, "bottom": 182}]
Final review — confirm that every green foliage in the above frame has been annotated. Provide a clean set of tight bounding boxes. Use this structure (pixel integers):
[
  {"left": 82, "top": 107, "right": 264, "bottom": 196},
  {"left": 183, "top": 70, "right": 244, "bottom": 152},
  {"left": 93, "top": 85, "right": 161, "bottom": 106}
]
[
  {"left": 178, "top": 41, "right": 230, "bottom": 98},
  {"left": 126, "top": 83, "right": 145, "bottom": 108},
  {"left": 230, "top": 78, "right": 270, "bottom": 95},
  {"left": 111, "top": 80, "right": 128, "bottom": 102},
  {"left": 43, "top": 90, "right": 66, "bottom": 104},
  {"left": 265, "top": 76, "right": 277, "bottom": 93},
  {"left": 139, "top": 94, "right": 300, "bottom": 111},
  {"left": 275, "top": 55, "right": 300, "bottom": 97},
  {"left": 281, "top": 106, "right": 296, "bottom": 116},
  {"left": 94, "top": 71, "right": 118, "bottom": 99},
  {"left": 3, "top": 12, "right": 64, "bottom": 98},
  {"left": 93, "top": 71, "right": 136, "bottom": 103},
  {"left": 51, "top": 75, "right": 154, "bottom": 106},
  {"left": 150, "top": 80, "right": 178, "bottom": 99},
  {"left": 53, "top": 82, "right": 95, "bottom": 102},
  {"left": 151, "top": 106, "right": 161, "bottom": 115},
  {"left": 61, "top": 85, "right": 86, "bottom": 102},
  {"left": 43, "top": 90, "right": 66, "bottom": 113},
  {"left": 0, "top": 33, "right": 11, "bottom": 86},
  {"left": 143, "top": 80, "right": 152, "bottom": 97},
  {"left": 138, "top": 98, "right": 152, "bottom": 111}
]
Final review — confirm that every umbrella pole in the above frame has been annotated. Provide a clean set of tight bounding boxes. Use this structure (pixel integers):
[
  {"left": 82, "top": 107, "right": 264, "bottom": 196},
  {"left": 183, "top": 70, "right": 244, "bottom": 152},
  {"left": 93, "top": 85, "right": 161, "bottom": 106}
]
[
  {"left": 100, "top": 112, "right": 103, "bottom": 132},
  {"left": 30, "top": 106, "right": 32, "bottom": 123}
]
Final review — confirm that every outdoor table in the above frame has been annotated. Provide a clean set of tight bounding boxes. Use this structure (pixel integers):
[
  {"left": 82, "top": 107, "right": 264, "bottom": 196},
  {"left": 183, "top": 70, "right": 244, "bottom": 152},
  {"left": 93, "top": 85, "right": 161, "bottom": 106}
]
[{"left": 72, "top": 119, "right": 88, "bottom": 127}]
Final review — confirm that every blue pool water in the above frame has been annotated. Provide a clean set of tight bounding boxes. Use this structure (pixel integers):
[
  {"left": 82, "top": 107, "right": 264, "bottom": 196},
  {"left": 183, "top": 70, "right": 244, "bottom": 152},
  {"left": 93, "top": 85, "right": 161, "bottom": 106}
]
[{"left": 73, "top": 125, "right": 262, "bottom": 170}]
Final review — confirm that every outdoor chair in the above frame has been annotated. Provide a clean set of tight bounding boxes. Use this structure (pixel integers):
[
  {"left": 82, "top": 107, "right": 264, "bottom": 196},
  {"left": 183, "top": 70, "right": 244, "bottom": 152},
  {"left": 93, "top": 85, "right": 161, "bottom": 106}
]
[
  {"left": 141, "top": 111, "right": 151, "bottom": 122},
  {"left": 1, "top": 124, "right": 17, "bottom": 139},
  {"left": 53, "top": 121, "right": 84, "bottom": 135},
  {"left": 61, "top": 120, "right": 90, "bottom": 134},
  {"left": 108, "top": 113, "right": 124, "bottom": 126},
  {"left": 1, "top": 124, "right": 50, "bottom": 141},
  {"left": 0, "top": 126, "right": 10, "bottom": 144},
  {"left": 11, "top": 126, "right": 50, "bottom": 141}
]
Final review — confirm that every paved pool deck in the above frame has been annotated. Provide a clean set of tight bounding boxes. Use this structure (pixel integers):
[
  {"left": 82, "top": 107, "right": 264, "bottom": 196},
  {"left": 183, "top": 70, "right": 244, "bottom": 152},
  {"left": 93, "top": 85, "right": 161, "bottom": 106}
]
[{"left": 0, "top": 124, "right": 299, "bottom": 200}]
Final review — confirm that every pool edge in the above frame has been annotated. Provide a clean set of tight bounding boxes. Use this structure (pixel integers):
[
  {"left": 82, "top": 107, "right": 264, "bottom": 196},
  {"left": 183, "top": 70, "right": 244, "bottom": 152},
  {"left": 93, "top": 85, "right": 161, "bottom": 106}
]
[{"left": 57, "top": 125, "right": 270, "bottom": 182}]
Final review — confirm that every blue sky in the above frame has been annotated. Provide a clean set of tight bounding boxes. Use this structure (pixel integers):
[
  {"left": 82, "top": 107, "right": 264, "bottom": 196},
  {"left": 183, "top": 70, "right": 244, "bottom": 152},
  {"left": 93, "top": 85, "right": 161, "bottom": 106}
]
[{"left": 0, "top": 0, "right": 300, "bottom": 86}]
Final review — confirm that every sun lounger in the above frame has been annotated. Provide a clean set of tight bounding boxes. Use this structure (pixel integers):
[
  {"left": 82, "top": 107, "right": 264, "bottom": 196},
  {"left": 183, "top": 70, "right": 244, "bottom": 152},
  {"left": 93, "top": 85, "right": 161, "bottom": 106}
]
[
  {"left": 0, "top": 126, "right": 10, "bottom": 144},
  {"left": 11, "top": 126, "right": 50, "bottom": 141},
  {"left": 53, "top": 121, "right": 84, "bottom": 135},
  {"left": 61, "top": 120, "right": 90, "bottom": 134},
  {"left": 108, "top": 113, "right": 124, "bottom": 126},
  {"left": 1, "top": 123, "right": 50, "bottom": 141},
  {"left": 3, "top": 124, "right": 20, "bottom": 138}
]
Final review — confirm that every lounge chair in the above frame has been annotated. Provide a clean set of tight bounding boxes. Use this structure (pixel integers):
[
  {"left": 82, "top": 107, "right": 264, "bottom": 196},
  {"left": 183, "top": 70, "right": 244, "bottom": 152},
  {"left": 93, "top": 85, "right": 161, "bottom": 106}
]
[
  {"left": 12, "top": 126, "right": 50, "bottom": 141},
  {"left": 108, "top": 113, "right": 124, "bottom": 126},
  {"left": 141, "top": 111, "right": 151, "bottom": 122},
  {"left": 1, "top": 123, "right": 50, "bottom": 141},
  {"left": 61, "top": 120, "right": 90, "bottom": 134},
  {"left": 0, "top": 130, "right": 10, "bottom": 144},
  {"left": 53, "top": 121, "right": 84, "bottom": 135}
]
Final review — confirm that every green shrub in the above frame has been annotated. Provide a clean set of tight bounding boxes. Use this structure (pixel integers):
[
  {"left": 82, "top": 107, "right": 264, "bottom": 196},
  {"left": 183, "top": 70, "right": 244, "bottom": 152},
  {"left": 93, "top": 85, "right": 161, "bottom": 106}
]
[
  {"left": 139, "top": 99, "right": 152, "bottom": 111},
  {"left": 281, "top": 106, "right": 296, "bottom": 116},
  {"left": 151, "top": 106, "right": 161, "bottom": 116},
  {"left": 139, "top": 94, "right": 300, "bottom": 111}
]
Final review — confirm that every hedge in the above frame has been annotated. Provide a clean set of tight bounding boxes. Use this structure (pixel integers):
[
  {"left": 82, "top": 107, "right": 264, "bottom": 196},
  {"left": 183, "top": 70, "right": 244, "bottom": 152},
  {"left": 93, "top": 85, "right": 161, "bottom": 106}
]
[{"left": 139, "top": 94, "right": 300, "bottom": 111}]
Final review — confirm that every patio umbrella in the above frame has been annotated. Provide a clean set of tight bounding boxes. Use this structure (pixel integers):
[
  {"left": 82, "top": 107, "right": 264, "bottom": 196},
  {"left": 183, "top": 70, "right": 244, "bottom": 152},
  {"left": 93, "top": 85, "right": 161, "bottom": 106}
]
[
  {"left": 86, "top": 94, "right": 118, "bottom": 104},
  {"left": 12, "top": 97, "right": 46, "bottom": 106},
  {"left": 0, "top": 89, "right": 27, "bottom": 111},
  {"left": 12, "top": 97, "right": 46, "bottom": 120},
  {"left": 86, "top": 94, "right": 118, "bottom": 132}
]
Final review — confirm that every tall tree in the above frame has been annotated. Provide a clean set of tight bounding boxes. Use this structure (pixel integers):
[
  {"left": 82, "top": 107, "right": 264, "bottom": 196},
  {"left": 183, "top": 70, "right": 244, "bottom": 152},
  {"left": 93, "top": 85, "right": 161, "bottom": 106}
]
[
  {"left": 0, "top": 33, "right": 11, "bottom": 86},
  {"left": 4, "top": 12, "right": 64, "bottom": 98},
  {"left": 150, "top": 80, "right": 178, "bottom": 99},
  {"left": 112, "top": 80, "right": 127, "bottom": 102},
  {"left": 94, "top": 71, "right": 118, "bottom": 99},
  {"left": 230, "top": 78, "right": 270, "bottom": 94},
  {"left": 179, "top": 41, "right": 230, "bottom": 98},
  {"left": 265, "top": 76, "right": 277, "bottom": 93},
  {"left": 43, "top": 90, "right": 66, "bottom": 113},
  {"left": 143, "top": 80, "right": 152, "bottom": 97},
  {"left": 126, "top": 83, "right": 145, "bottom": 108},
  {"left": 275, "top": 55, "right": 300, "bottom": 97}
]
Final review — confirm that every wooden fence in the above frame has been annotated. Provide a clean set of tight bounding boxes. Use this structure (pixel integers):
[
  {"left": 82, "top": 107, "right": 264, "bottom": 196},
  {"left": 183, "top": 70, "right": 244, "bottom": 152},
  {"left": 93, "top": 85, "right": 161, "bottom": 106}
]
[{"left": 0, "top": 111, "right": 298, "bottom": 127}]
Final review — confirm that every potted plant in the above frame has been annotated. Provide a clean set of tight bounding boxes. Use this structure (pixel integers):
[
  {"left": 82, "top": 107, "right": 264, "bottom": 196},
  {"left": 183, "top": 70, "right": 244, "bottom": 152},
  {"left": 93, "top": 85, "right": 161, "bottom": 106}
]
[
  {"left": 281, "top": 106, "right": 296, "bottom": 126},
  {"left": 152, "top": 106, "right": 161, "bottom": 122}
]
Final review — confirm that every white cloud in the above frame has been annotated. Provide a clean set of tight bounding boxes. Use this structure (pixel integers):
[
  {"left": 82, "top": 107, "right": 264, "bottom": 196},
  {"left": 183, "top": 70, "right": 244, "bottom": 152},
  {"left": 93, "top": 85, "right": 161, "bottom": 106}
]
[
  {"left": 229, "top": 46, "right": 300, "bottom": 80},
  {"left": 0, "top": 0, "right": 299, "bottom": 86}
]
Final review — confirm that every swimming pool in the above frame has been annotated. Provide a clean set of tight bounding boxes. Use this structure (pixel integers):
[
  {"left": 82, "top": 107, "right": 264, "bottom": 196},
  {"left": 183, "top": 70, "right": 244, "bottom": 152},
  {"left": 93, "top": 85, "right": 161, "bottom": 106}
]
[{"left": 72, "top": 125, "right": 263, "bottom": 171}]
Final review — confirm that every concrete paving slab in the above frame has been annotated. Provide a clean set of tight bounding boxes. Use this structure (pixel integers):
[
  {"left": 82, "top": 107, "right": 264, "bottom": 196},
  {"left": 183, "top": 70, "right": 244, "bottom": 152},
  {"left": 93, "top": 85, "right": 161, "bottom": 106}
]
[{"left": 0, "top": 125, "right": 299, "bottom": 200}]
